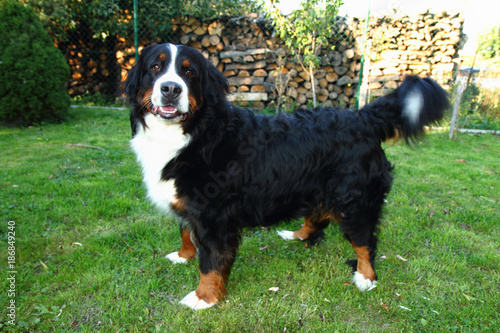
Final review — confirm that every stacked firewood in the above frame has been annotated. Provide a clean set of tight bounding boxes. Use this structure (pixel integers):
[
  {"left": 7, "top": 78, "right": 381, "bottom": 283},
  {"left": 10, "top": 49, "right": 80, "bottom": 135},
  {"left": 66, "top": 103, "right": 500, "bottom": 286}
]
[
  {"left": 168, "top": 15, "right": 362, "bottom": 109},
  {"left": 351, "top": 11, "right": 464, "bottom": 97},
  {"left": 115, "top": 11, "right": 464, "bottom": 110}
]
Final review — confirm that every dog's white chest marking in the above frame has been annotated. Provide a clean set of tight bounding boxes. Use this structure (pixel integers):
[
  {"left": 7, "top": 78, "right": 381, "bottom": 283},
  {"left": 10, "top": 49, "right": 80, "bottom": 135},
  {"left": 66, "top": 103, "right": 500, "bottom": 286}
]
[{"left": 131, "top": 113, "right": 190, "bottom": 213}]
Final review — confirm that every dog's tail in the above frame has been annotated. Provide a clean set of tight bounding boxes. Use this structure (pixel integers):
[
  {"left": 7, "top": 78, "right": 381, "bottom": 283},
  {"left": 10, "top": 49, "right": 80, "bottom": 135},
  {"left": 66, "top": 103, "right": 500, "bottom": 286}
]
[{"left": 360, "top": 76, "right": 449, "bottom": 142}]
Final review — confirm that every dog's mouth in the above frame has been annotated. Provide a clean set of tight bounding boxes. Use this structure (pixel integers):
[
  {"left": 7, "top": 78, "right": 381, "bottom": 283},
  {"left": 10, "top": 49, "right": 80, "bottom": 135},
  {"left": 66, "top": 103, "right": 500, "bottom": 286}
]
[{"left": 151, "top": 105, "right": 187, "bottom": 121}]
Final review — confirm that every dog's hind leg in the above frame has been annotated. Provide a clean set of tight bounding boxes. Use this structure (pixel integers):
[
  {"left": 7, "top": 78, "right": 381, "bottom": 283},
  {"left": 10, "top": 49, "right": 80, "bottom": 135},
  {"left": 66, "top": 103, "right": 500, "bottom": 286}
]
[
  {"left": 350, "top": 240, "right": 378, "bottom": 291},
  {"left": 340, "top": 211, "right": 380, "bottom": 292},
  {"left": 165, "top": 226, "right": 197, "bottom": 264},
  {"left": 277, "top": 215, "right": 331, "bottom": 244}
]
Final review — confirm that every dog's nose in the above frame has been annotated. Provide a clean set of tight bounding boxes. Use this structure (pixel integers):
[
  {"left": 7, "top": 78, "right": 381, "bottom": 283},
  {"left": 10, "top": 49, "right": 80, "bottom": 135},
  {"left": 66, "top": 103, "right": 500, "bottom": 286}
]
[{"left": 160, "top": 82, "right": 182, "bottom": 99}]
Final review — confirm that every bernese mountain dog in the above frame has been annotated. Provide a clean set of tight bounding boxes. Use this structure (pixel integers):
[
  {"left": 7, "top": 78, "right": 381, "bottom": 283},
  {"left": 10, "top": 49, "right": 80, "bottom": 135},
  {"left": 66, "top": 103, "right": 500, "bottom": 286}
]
[{"left": 124, "top": 43, "right": 449, "bottom": 310}]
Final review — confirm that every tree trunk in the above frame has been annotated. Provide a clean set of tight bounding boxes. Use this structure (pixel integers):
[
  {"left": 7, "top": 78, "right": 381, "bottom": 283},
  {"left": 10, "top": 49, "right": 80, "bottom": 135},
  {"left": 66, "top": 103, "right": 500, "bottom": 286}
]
[{"left": 309, "top": 63, "right": 317, "bottom": 108}]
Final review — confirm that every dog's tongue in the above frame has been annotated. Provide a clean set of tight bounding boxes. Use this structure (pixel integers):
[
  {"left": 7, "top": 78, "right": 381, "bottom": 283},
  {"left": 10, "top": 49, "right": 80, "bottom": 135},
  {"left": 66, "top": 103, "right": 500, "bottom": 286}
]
[
  {"left": 152, "top": 105, "right": 178, "bottom": 117},
  {"left": 159, "top": 106, "right": 176, "bottom": 113},
  {"left": 151, "top": 105, "right": 187, "bottom": 120}
]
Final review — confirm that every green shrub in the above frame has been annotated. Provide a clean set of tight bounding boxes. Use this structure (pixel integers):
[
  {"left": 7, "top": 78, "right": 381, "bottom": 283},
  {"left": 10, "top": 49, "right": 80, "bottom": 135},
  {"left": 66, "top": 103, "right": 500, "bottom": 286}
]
[
  {"left": 456, "top": 84, "right": 500, "bottom": 130},
  {"left": 0, "top": 0, "right": 70, "bottom": 126}
]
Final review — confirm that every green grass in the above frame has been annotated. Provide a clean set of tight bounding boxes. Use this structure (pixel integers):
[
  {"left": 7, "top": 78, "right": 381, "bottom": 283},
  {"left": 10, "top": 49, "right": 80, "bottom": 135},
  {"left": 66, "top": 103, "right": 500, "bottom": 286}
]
[{"left": 1, "top": 107, "right": 499, "bottom": 332}]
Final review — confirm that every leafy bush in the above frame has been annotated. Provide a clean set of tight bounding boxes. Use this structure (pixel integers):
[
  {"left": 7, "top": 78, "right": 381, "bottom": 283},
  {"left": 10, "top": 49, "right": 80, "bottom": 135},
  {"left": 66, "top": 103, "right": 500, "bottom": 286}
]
[
  {"left": 0, "top": 0, "right": 70, "bottom": 126},
  {"left": 457, "top": 84, "right": 500, "bottom": 130}
]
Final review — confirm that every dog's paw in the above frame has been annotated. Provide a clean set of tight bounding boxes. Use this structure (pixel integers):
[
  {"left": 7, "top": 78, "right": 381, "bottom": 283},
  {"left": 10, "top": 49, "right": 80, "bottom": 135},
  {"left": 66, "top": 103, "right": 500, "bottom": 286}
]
[
  {"left": 277, "top": 230, "right": 296, "bottom": 240},
  {"left": 352, "top": 271, "right": 377, "bottom": 292},
  {"left": 165, "top": 252, "right": 188, "bottom": 264},
  {"left": 180, "top": 291, "right": 216, "bottom": 310}
]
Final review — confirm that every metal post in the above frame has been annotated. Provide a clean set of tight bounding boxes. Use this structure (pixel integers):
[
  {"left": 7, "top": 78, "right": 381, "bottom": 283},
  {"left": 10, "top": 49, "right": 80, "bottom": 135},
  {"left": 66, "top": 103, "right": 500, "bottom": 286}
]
[
  {"left": 449, "top": 83, "right": 464, "bottom": 140},
  {"left": 134, "top": 0, "right": 139, "bottom": 62},
  {"left": 355, "top": 4, "right": 370, "bottom": 109}
]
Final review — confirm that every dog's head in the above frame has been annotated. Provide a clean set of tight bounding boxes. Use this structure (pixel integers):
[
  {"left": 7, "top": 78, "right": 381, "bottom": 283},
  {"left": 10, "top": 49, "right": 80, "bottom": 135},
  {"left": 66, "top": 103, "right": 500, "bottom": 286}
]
[{"left": 124, "top": 43, "right": 229, "bottom": 124}]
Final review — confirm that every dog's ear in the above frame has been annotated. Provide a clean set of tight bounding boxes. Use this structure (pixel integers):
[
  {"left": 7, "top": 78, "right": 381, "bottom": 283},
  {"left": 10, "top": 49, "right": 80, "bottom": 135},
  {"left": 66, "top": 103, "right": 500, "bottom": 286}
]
[
  {"left": 123, "top": 63, "right": 140, "bottom": 104},
  {"left": 123, "top": 44, "right": 155, "bottom": 104},
  {"left": 201, "top": 58, "right": 229, "bottom": 106}
]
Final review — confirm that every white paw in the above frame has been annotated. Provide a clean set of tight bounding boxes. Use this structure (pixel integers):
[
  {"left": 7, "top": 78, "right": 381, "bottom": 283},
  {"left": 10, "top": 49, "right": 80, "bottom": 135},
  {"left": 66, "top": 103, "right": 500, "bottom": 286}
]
[
  {"left": 165, "top": 252, "right": 188, "bottom": 264},
  {"left": 180, "top": 291, "right": 216, "bottom": 310},
  {"left": 353, "top": 271, "right": 377, "bottom": 292},
  {"left": 277, "top": 230, "right": 296, "bottom": 240}
]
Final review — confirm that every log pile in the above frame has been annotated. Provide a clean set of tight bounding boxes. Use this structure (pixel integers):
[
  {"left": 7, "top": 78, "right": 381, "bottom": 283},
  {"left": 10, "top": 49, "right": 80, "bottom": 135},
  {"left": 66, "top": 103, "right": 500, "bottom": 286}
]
[
  {"left": 115, "top": 11, "right": 464, "bottom": 110},
  {"left": 351, "top": 11, "right": 464, "bottom": 97},
  {"left": 164, "top": 15, "right": 362, "bottom": 109}
]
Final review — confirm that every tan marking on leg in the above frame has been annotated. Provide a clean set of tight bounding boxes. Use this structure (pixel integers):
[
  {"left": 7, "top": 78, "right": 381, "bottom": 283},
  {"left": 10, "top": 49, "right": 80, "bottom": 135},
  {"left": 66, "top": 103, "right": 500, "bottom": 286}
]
[
  {"left": 178, "top": 229, "right": 196, "bottom": 261},
  {"left": 195, "top": 271, "right": 226, "bottom": 305},
  {"left": 293, "top": 213, "right": 335, "bottom": 240},
  {"left": 293, "top": 217, "right": 318, "bottom": 240},
  {"left": 353, "top": 245, "right": 376, "bottom": 281}
]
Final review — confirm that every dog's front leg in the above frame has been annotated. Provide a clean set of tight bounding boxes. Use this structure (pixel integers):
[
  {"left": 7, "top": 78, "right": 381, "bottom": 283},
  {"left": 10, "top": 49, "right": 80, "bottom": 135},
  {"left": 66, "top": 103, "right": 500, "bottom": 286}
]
[
  {"left": 165, "top": 226, "right": 197, "bottom": 264},
  {"left": 180, "top": 230, "right": 240, "bottom": 310}
]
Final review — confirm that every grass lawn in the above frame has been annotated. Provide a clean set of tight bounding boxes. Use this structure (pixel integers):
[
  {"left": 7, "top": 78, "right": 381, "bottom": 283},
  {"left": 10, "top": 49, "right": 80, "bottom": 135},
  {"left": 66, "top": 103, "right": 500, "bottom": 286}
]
[{"left": 1, "top": 106, "right": 499, "bottom": 332}]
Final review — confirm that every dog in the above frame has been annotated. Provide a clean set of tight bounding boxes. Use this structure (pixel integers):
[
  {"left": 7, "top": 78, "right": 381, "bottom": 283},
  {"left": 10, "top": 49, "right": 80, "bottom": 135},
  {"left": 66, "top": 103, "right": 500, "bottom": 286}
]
[{"left": 124, "top": 43, "right": 449, "bottom": 310}]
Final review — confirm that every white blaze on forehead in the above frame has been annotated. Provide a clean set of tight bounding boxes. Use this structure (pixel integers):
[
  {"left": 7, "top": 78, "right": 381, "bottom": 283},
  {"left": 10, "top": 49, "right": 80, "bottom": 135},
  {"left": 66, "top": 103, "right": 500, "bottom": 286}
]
[{"left": 151, "top": 44, "right": 190, "bottom": 113}]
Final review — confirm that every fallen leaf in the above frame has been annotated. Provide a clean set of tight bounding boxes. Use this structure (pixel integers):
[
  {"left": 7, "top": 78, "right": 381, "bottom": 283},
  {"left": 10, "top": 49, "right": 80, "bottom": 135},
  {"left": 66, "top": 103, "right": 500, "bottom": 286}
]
[
  {"left": 39, "top": 260, "right": 48, "bottom": 270},
  {"left": 381, "top": 303, "right": 389, "bottom": 312},
  {"left": 298, "top": 316, "right": 303, "bottom": 327},
  {"left": 460, "top": 223, "right": 471, "bottom": 231},
  {"left": 399, "top": 306, "right": 411, "bottom": 311},
  {"left": 318, "top": 313, "right": 326, "bottom": 321},
  {"left": 324, "top": 297, "right": 331, "bottom": 303},
  {"left": 71, "top": 242, "right": 83, "bottom": 246},
  {"left": 259, "top": 245, "right": 268, "bottom": 251},
  {"left": 268, "top": 287, "right": 279, "bottom": 292},
  {"left": 462, "top": 293, "right": 484, "bottom": 303},
  {"left": 429, "top": 210, "right": 435, "bottom": 218},
  {"left": 455, "top": 159, "right": 467, "bottom": 163},
  {"left": 396, "top": 255, "right": 408, "bottom": 262}
]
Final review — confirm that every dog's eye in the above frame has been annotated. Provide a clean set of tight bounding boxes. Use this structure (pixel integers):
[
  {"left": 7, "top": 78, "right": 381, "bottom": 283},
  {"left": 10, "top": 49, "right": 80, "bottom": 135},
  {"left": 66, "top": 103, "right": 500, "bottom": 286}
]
[
  {"left": 152, "top": 64, "right": 161, "bottom": 71},
  {"left": 185, "top": 69, "right": 193, "bottom": 76}
]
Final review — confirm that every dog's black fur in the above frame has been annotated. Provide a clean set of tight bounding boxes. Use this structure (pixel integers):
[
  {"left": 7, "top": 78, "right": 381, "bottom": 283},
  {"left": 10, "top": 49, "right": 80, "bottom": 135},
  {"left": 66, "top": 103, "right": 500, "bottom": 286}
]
[{"left": 124, "top": 43, "right": 449, "bottom": 309}]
